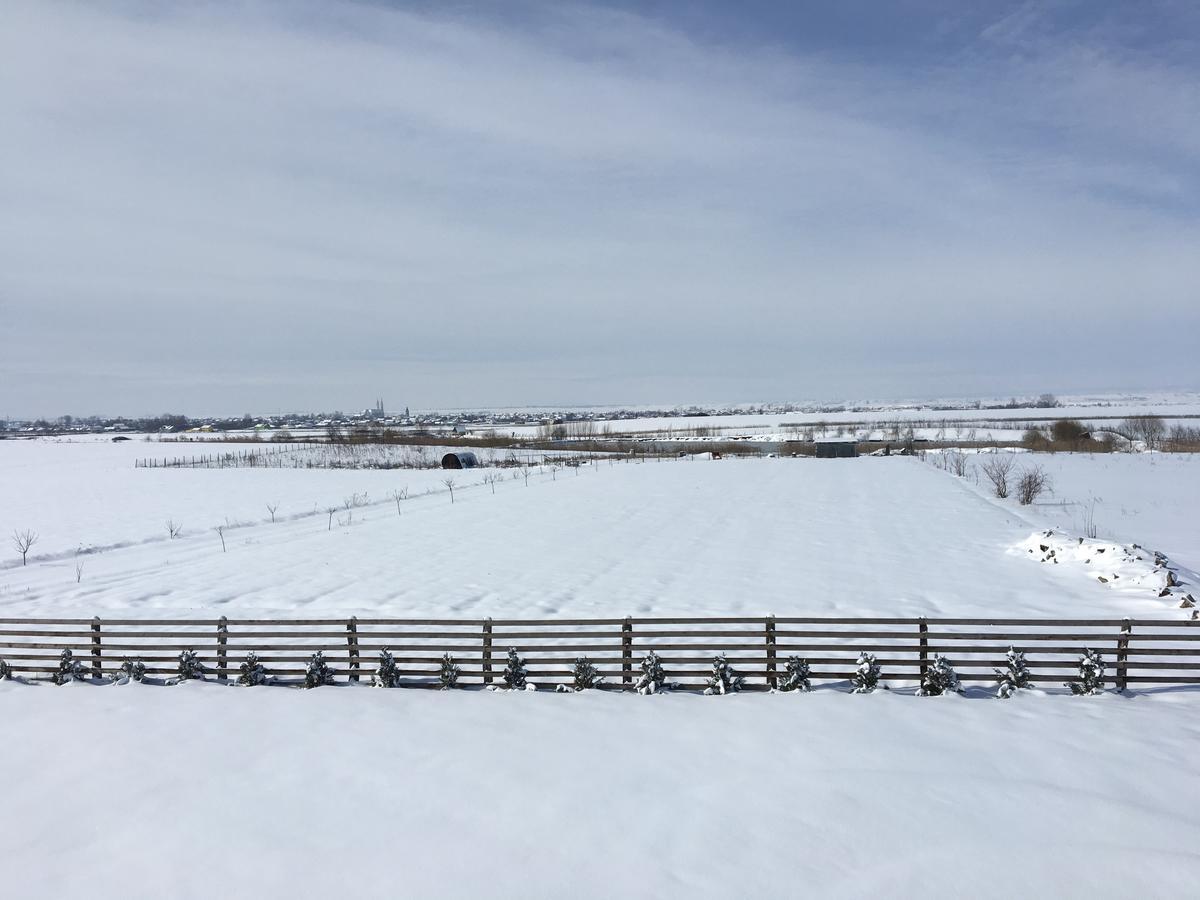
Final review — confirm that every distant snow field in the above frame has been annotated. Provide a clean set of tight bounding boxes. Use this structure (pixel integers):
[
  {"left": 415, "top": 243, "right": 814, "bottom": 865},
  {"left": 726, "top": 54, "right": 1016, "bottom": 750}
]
[
  {"left": 2, "top": 437, "right": 1198, "bottom": 898},
  {"left": 1, "top": 439, "right": 1196, "bottom": 619}
]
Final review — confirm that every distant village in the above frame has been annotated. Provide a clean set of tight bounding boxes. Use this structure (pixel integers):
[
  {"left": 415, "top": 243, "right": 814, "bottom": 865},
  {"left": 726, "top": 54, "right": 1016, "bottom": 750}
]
[{"left": 0, "top": 395, "right": 1062, "bottom": 438}]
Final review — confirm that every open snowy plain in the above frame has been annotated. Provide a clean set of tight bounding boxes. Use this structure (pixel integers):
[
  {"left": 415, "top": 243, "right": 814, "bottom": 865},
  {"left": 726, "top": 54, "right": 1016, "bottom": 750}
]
[{"left": 2, "top": 438, "right": 1199, "bottom": 897}]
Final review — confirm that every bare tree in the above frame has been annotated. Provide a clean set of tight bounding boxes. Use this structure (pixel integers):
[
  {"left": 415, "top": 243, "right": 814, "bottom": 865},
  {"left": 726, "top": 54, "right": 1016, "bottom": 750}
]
[
  {"left": 1015, "top": 465, "right": 1051, "bottom": 505},
  {"left": 74, "top": 557, "right": 85, "bottom": 583},
  {"left": 216, "top": 525, "right": 227, "bottom": 552},
  {"left": 946, "top": 451, "right": 969, "bottom": 477},
  {"left": 483, "top": 473, "right": 499, "bottom": 494},
  {"left": 980, "top": 455, "right": 1015, "bottom": 499},
  {"left": 327, "top": 506, "right": 337, "bottom": 531},
  {"left": 389, "top": 487, "right": 408, "bottom": 516},
  {"left": 442, "top": 477, "right": 456, "bottom": 503},
  {"left": 1124, "top": 414, "right": 1166, "bottom": 451},
  {"left": 166, "top": 519, "right": 183, "bottom": 539},
  {"left": 522, "top": 467, "right": 532, "bottom": 486},
  {"left": 266, "top": 502, "right": 279, "bottom": 523},
  {"left": 12, "top": 528, "right": 38, "bottom": 566}
]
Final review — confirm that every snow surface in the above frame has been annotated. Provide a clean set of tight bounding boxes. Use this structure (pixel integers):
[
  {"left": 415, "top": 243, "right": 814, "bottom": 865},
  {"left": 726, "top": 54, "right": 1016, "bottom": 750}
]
[
  {"left": 4, "top": 437, "right": 1199, "bottom": 898},
  {"left": 2, "top": 680, "right": 1198, "bottom": 899},
  {"left": 2, "top": 448, "right": 1192, "bottom": 619}
]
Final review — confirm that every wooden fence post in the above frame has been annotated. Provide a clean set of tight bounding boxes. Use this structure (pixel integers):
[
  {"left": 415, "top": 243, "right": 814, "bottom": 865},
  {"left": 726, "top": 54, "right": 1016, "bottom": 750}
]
[
  {"left": 918, "top": 618, "right": 929, "bottom": 681},
  {"left": 90, "top": 617, "right": 102, "bottom": 679},
  {"left": 1116, "top": 618, "right": 1131, "bottom": 692},
  {"left": 347, "top": 616, "right": 361, "bottom": 683},
  {"left": 482, "top": 618, "right": 493, "bottom": 684},
  {"left": 217, "top": 616, "right": 228, "bottom": 681},
  {"left": 622, "top": 617, "right": 633, "bottom": 687},
  {"left": 765, "top": 615, "right": 777, "bottom": 689}
]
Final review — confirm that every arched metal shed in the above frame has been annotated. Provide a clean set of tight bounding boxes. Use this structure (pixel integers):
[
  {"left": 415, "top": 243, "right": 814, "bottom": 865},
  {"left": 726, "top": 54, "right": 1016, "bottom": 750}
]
[{"left": 441, "top": 451, "right": 479, "bottom": 469}]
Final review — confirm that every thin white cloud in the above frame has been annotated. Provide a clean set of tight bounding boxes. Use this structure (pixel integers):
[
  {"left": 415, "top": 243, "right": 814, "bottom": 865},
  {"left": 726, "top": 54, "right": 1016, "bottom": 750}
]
[{"left": 0, "top": 0, "right": 1196, "bottom": 415}]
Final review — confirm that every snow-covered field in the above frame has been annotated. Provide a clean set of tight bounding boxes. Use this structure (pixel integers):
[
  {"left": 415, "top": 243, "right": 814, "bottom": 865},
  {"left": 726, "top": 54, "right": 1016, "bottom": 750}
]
[
  {"left": 3, "top": 441, "right": 1195, "bottom": 619},
  {"left": 3, "top": 437, "right": 1199, "bottom": 897},
  {"left": 4, "top": 681, "right": 1199, "bottom": 899}
]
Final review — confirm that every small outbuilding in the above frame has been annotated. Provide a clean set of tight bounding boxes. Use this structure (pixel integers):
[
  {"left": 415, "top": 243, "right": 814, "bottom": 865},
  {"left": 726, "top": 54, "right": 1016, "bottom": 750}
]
[
  {"left": 441, "top": 451, "right": 479, "bottom": 469},
  {"left": 814, "top": 440, "right": 858, "bottom": 459}
]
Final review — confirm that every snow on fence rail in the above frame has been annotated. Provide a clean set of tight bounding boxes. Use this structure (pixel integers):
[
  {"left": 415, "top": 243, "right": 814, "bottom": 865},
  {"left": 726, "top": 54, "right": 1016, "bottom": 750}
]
[{"left": 1, "top": 616, "right": 1198, "bottom": 689}]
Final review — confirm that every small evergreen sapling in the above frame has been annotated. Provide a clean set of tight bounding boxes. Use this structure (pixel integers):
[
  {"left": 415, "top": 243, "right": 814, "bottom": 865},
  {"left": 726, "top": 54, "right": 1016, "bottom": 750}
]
[
  {"left": 177, "top": 648, "right": 203, "bottom": 681},
  {"left": 237, "top": 652, "right": 268, "bottom": 686},
  {"left": 777, "top": 656, "right": 811, "bottom": 692},
  {"left": 439, "top": 653, "right": 460, "bottom": 690},
  {"left": 918, "top": 655, "right": 961, "bottom": 696},
  {"left": 0, "top": 657, "right": 11, "bottom": 680},
  {"left": 114, "top": 658, "right": 147, "bottom": 683},
  {"left": 374, "top": 649, "right": 401, "bottom": 688},
  {"left": 558, "top": 656, "right": 604, "bottom": 692},
  {"left": 303, "top": 651, "right": 337, "bottom": 688},
  {"left": 635, "top": 651, "right": 669, "bottom": 695},
  {"left": 851, "top": 652, "right": 881, "bottom": 694},
  {"left": 703, "top": 654, "right": 745, "bottom": 695},
  {"left": 53, "top": 648, "right": 86, "bottom": 685},
  {"left": 502, "top": 647, "right": 530, "bottom": 690},
  {"left": 1067, "top": 648, "right": 1105, "bottom": 695},
  {"left": 995, "top": 646, "right": 1030, "bottom": 699}
]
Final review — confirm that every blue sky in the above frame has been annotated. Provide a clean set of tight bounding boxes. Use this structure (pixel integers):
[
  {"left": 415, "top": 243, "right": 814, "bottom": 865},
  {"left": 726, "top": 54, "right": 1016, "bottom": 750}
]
[{"left": 1, "top": 0, "right": 1197, "bottom": 416}]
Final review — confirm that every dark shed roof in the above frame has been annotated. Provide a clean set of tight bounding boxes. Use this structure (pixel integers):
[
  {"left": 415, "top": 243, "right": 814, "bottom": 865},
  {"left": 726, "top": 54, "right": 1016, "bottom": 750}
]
[{"left": 814, "top": 441, "right": 858, "bottom": 459}]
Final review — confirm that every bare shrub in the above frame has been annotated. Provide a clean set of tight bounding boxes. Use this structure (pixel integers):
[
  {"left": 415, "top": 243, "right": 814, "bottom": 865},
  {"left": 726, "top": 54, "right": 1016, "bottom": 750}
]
[
  {"left": 12, "top": 528, "right": 38, "bottom": 566},
  {"left": 1023, "top": 427, "right": 1050, "bottom": 451},
  {"left": 1050, "top": 419, "right": 1088, "bottom": 448},
  {"left": 1082, "top": 500, "right": 1099, "bottom": 539},
  {"left": 980, "top": 455, "right": 1015, "bottom": 499},
  {"left": 266, "top": 502, "right": 279, "bottom": 523},
  {"left": 442, "top": 477, "right": 456, "bottom": 503},
  {"left": 1015, "top": 465, "right": 1051, "bottom": 505},
  {"left": 166, "top": 520, "right": 183, "bottom": 539}
]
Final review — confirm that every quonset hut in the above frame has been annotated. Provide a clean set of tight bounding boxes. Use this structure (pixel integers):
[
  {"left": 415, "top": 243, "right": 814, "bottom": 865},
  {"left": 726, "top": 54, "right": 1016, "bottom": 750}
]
[{"left": 441, "top": 451, "right": 479, "bottom": 469}]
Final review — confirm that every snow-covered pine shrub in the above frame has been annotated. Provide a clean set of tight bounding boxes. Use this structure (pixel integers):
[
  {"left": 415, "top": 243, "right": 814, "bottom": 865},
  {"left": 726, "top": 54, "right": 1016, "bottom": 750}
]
[
  {"left": 52, "top": 649, "right": 86, "bottom": 685},
  {"left": 1067, "top": 648, "right": 1105, "bottom": 695},
  {"left": 635, "top": 650, "right": 669, "bottom": 695},
  {"left": 440, "top": 653, "right": 460, "bottom": 690},
  {"left": 994, "top": 646, "right": 1030, "bottom": 699},
  {"left": 918, "top": 655, "right": 961, "bottom": 696},
  {"left": 237, "top": 652, "right": 268, "bottom": 686},
  {"left": 567, "top": 656, "right": 604, "bottom": 691},
  {"left": 776, "top": 656, "right": 811, "bottom": 692},
  {"left": 850, "top": 652, "right": 881, "bottom": 694},
  {"left": 303, "top": 651, "right": 337, "bottom": 688},
  {"left": 501, "top": 647, "right": 528, "bottom": 690},
  {"left": 177, "top": 648, "right": 203, "bottom": 681},
  {"left": 703, "top": 654, "right": 745, "bottom": 695},
  {"left": 374, "top": 649, "right": 401, "bottom": 688},
  {"left": 175, "top": 652, "right": 204, "bottom": 681},
  {"left": 115, "top": 658, "right": 147, "bottom": 683},
  {"left": 0, "top": 657, "right": 11, "bottom": 680}
]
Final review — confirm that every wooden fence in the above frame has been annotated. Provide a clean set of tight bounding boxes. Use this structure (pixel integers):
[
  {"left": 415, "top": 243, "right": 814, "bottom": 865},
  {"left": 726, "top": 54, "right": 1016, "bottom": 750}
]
[{"left": 2, "top": 616, "right": 1199, "bottom": 690}]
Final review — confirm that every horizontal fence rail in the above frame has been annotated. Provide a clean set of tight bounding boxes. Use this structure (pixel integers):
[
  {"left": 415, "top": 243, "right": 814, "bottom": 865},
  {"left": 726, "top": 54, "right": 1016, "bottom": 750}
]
[{"left": 1, "top": 616, "right": 1198, "bottom": 690}]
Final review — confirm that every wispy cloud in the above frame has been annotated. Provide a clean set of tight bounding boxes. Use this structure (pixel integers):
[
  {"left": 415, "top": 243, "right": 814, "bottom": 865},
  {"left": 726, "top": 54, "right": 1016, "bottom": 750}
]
[{"left": 0, "top": 0, "right": 1196, "bottom": 415}]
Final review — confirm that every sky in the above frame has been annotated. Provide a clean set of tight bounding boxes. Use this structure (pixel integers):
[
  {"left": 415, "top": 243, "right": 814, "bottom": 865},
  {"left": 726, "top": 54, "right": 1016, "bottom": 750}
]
[{"left": 1, "top": 0, "right": 1198, "bottom": 417}]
